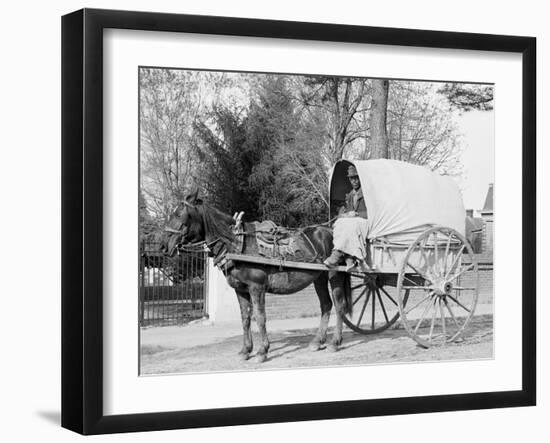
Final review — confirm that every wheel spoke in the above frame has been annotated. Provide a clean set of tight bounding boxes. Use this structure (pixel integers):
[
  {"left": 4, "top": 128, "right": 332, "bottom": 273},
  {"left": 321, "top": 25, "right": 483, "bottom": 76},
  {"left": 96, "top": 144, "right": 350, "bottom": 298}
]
[
  {"left": 428, "top": 298, "right": 438, "bottom": 343},
  {"left": 405, "top": 293, "right": 433, "bottom": 315},
  {"left": 406, "top": 262, "right": 432, "bottom": 283},
  {"left": 351, "top": 282, "right": 366, "bottom": 291},
  {"left": 403, "top": 289, "right": 411, "bottom": 306},
  {"left": 379, "top": 286, "right": 398, "bottom": 306},
  {"left": 439, "top": 298, "right": 447, "bottom": 341},
  {"left": 404, "top": 275, "right": 424, "bottom": 287},
  {"left": 452, "top": 286, "right": 476, "bottom": 291},
  {"left": 403, "top": 275, "right": 430, "bottom": 288},
  {"left": 352, "top": 287, "right": 367, "bottom": 307},
  {"left": 443, "top": 233, "right": 452, "bottom": 275},
  {"left": 445, "top": 244, "right": 465, "bottom": 279},
  {"left": 376, "top": 289, "right": 389, "bottom": 323},
  {"left": 356, "top": 289, "right": 371, "bottom": 326},
  {"left": 433, "top": 232, "right": 440, "bottom": 275},
  {"left": 444, "top": 297, "right": 461, "bottom": 329},
  {"left": 447, "top": 294, "right": 471, "bottom": 313},
  {"left": 419, "top": 242, "right": 430, "bottom": 268},
  {"left": 350, "top": 272, "right": 367, "bottom": 279},
  {"left": 402, "top": 286, "right": 432, "bottom": 290},
  {"left": 371, "top": 288, "right": 376, "bottom": 329},
  {"left": 448, "top": 263, "right": 475, "bottom": 283},
  {"left": 414, "top": 296, "right": 435, "bottom": 334}
]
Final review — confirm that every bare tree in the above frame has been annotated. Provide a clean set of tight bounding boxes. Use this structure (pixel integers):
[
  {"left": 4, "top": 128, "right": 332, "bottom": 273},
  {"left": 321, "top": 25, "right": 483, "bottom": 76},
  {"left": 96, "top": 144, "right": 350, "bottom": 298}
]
[
  {"left": 387, "top": 81, "right": 463, "bottom": 175},
  {"left": 139, "top": 69, "right": 203, "bottom": 220},
  {"left": 369, "top": 79, "right": 389, "bottom": 159},
  {"left": 292, "top": 76, "right": 368, "bottom": 164},
  {"left": 139, "top": 69, "right": 239, "bottom": 221}
]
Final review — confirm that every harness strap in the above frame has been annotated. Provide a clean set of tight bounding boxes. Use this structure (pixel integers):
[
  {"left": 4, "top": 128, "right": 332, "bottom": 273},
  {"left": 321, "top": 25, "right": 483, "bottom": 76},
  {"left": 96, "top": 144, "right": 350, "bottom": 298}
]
[
  {"left": 164, "top": 226, "right": 183, "bottom": 234},
  {"left": 299, "top": 230, "right": 321, "bottom": 262}
]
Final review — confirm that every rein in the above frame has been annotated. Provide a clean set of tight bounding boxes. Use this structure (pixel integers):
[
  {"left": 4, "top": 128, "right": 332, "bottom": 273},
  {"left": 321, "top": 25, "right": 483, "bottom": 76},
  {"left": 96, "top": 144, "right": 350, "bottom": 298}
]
[
  {"left": 176, "top": 241, "right": 209, "bottom": 252},
  {"left": 171, "top": 200, "right": 334, "bottom": 264},
  {"left": 164, "top": 226, "right": 183, "bottom": 234}
]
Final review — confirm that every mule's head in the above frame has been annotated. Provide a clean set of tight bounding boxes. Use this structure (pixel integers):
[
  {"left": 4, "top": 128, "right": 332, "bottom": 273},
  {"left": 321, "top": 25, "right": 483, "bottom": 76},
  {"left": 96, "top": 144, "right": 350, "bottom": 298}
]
[{"left": 160, "top": 191, "right": 205, "bottom": 256}]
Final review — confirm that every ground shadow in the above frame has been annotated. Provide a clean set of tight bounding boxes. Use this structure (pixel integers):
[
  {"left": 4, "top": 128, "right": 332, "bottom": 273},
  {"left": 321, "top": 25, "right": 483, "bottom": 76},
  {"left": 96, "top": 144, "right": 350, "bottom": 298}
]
[{"left": 140, "top": 314, "right": 493, "bottom": 374}]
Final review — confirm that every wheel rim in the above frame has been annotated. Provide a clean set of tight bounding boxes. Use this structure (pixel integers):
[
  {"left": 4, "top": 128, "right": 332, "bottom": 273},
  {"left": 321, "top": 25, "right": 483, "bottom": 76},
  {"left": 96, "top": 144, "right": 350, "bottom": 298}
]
[
  {"left": 343, "top": 274, "right": 408, "bottom": 334},
  {"left": 396, "top": 227, "right": 479, "bottom": 348}
]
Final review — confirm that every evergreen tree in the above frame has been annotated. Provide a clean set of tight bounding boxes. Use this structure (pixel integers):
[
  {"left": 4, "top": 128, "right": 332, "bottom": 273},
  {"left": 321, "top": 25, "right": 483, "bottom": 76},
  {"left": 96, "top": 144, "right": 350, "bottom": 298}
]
[
  {"left": 193, "top": 106, "right": 261, "bottom": 220},
  {"left": 438, "top": 83, "right": 494, "bottom": 112}
]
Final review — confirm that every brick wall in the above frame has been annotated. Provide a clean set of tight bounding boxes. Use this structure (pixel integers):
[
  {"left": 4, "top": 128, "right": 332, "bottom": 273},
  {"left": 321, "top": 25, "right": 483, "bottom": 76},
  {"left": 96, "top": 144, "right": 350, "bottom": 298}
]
[
  {"left": 265, "top": 254, "right": 493, "bottom": 320},
  {"left": 461, "top": 253, "right": 493, "bottom": 304},
  {"left": 265, "top": 286, "right": 320, "bottom": 320},
  {"left": 482, "top": 219, "right": 494, "bottom": 255}
]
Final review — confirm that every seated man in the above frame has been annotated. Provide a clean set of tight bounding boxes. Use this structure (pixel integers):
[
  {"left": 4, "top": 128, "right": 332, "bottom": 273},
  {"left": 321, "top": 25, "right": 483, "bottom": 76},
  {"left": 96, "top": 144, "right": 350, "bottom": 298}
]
[{"left": 324, "top": 165, "right": 369, "bottom": 268}]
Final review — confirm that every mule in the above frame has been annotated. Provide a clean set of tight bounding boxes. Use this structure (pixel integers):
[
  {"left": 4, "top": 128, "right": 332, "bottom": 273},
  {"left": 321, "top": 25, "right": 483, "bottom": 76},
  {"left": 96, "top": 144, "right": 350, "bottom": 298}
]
[{"left": 160, "top": 191, "right": 352, "bottom": 363}]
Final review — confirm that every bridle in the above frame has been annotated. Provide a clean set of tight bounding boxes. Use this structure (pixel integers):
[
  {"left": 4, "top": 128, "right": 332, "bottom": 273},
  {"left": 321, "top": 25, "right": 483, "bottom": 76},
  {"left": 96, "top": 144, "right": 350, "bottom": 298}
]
[
  {"left": 162, "top": 200, "right": 219, "bottom": 253},
  {"left": 162, "top": 200, "right": 196, "bottom": 235}
]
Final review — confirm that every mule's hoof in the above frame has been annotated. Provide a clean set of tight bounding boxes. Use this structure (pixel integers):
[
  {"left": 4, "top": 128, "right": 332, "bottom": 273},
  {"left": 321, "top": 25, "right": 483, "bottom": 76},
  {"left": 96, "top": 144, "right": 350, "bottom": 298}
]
[
  {"left": 254, "top": 353, "right": 267, "bottom": 363},
  {"left": 327, "top": 343, "right": 339, "bottom": 353},
  {"left": 238, "top": 351, "right": 250, "bottom": 361},
  {"left": 308, "top": 341, "right": 322, "bottom": 352}
]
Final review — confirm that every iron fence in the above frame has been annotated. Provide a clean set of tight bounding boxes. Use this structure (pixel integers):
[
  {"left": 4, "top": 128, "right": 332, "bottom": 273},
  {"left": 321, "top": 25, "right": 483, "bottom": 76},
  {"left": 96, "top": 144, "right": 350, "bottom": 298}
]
[{"left": 139, "top": 241, "right": 208, "bottom": 326}]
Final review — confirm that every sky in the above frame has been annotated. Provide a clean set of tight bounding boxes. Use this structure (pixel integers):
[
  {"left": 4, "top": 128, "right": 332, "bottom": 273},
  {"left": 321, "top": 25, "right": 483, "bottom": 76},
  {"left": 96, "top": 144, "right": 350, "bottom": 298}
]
[
  {"left": 455, "top": 109, "right": 495, "bottom": 213},
  {"left": 140, "top": 69, "right": 495, "bottom": 216}
]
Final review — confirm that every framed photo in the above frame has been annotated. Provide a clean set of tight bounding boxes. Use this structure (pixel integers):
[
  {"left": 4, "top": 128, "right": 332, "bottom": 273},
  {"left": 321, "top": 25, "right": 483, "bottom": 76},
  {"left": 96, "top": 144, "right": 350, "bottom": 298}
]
[{"left": 61, "top": 8, "right": 536, "bottom": 435}]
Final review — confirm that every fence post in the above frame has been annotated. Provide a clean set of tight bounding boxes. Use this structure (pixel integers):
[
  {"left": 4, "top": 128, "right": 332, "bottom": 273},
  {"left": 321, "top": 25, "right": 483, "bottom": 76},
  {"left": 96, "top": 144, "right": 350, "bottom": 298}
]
[
  {"left": 139, "top": 241, "right": 145, "bottom": 326},
  {"left": 206, "top": 258, "right": 241, "bottom": 323},
  {"left": 203, "top": 246, "right": 209, "bottom": 316}
]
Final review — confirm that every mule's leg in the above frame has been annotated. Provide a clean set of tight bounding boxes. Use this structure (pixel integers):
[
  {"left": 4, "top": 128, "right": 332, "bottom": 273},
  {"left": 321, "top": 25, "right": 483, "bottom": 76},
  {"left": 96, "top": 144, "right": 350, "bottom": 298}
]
[
  {"left": 309, "top": 272, "right": 333, "bottom": 351},
  {"left": 249, "top": 284, "right": 270, "bottom": 363},
  {"left": 236, "top": 290, "right": 253, "bottom": 360},
  {"left": 327, "top": 272, "right": 347, "bottom": 352}
]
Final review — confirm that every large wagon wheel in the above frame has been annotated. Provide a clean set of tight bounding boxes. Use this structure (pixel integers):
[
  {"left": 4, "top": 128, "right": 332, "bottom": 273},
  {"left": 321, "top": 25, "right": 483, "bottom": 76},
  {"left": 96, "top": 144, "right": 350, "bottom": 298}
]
[
  {"left": 343, "top": 273, "right": 408, "bottom": 334},
  {"left": 396, "top": 226, "right": 479, "bottom": 348}
]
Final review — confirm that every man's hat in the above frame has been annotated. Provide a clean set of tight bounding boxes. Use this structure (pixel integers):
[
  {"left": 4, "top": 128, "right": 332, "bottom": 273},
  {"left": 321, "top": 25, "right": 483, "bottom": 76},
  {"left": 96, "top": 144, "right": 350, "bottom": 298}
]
[{"left": 347, "top": 165, "right": 359, "bottom": 177}]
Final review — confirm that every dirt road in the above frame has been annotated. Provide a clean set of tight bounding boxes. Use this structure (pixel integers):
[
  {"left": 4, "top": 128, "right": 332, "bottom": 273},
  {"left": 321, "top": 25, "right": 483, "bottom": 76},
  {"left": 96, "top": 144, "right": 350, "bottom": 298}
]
[{"left": 140, "top": 313, "right": 493, "bottom": 375}]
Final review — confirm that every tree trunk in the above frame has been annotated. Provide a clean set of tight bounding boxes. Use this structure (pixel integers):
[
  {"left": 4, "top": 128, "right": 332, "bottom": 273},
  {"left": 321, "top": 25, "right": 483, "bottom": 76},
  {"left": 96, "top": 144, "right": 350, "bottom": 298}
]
[{"left": 369, "top": 79, "right": 389, "bottom": 159}]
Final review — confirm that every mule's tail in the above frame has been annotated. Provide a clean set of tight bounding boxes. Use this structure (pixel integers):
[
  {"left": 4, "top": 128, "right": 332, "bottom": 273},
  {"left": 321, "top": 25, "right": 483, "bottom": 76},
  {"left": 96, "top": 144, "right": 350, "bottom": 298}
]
[
  {"left": 329, "top": 272, "right": 353, "bottom": 316},
  {"left": 342, "top": 273, "right": 353, "bottom": 316}
]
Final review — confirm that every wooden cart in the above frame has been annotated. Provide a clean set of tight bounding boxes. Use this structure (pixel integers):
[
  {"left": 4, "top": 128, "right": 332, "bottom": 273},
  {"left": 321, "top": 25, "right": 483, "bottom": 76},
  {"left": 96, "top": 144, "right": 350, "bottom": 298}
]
[{"left": 229, "top": 159, "right": 479, "bottom": 348}]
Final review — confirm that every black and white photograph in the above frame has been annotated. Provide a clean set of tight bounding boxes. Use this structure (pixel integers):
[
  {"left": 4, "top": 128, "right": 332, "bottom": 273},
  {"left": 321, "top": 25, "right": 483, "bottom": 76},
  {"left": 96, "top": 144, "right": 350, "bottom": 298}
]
[{"left": 138, "top": 69, "right": 495, "bottom": 374}]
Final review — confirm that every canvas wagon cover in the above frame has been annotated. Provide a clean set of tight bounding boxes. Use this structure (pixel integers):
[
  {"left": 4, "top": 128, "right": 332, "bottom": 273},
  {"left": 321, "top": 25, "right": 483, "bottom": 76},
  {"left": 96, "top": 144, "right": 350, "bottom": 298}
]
[{"left": 330, "top": 159, "right": 465, "bottom": 243}]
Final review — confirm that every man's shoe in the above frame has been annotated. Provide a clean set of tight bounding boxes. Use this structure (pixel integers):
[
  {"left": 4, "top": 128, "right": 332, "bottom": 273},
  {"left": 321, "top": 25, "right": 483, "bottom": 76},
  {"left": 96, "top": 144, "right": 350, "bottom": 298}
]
[
  {"left": 323, "top": 250, "right": 344, "bottom": 267},
  {"left": 345, "top": 257, "right": 357, "bottom": 271}
]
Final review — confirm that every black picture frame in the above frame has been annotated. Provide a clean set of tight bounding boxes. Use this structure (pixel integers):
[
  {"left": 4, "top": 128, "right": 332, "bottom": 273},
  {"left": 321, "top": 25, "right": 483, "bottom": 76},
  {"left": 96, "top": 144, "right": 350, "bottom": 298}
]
[{"left": 61, "top": 8, "right": 536, "bottom": 435}]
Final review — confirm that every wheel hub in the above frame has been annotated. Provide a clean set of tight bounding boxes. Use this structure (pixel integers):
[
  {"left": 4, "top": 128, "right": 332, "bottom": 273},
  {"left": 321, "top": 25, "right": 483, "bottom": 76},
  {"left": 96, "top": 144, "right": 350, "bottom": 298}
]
[
  {"left": 365, "top": 275, "right": 380, "bottom": 290},
  {"left": 432, "top": 279, "right": 453, "bottom": 296}
]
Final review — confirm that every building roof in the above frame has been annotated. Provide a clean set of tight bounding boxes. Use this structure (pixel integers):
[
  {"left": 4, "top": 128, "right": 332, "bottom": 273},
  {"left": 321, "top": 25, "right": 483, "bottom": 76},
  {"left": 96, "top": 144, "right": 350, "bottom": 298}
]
[{"left": 481, "top": 183, "right": 493, "bottom": 213}]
